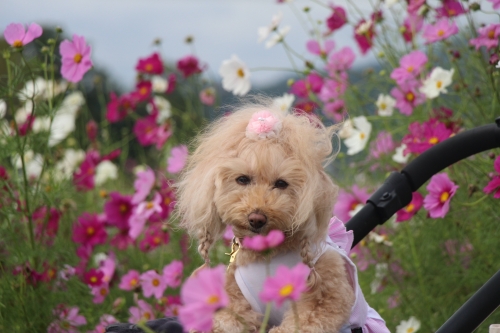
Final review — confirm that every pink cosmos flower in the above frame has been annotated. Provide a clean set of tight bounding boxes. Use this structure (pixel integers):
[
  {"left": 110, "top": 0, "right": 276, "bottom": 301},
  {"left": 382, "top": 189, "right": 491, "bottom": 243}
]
[
  {"left": 306, "top": 39, "right": 335, "bottom": 57},
  {"left": 319, "top": 78, "right": 347, "bottom": 103},
  {"left": 401, "top": 14, "right": 424, "bottom": 43},
  {"left": 326, "top": 46, "right": 355, "bottom": 73},
  {"left": 326, "top": 6, "right": 347, "bottom": 32},
  {"left": 134, "top": 192, "right": 163, "bottom": 219},
  {"left": 177, "top": 55, "right": 203, "bottom": 77},
  {"left": 199, "top": 87, "right": 216, "bottom": 105},
  {"left": 139, "top": 223, "right": 170, "bottom": 252},
  {"left": 3, "top": 22, "right": 42, "bottom": 48},
  {"left": 131, "top": 168, "right": 156, "bottom": 204},
  {"left": 163, "top": 295, "right": 182, "bottom": 317},
  {"left": 47, "top": 305, "right": 87, "bottom": 333},
  {"left": 60, "top": 34, "right": 93, "bottom": 83},
  {"left": 483, "top": 156, "right": 500, "bottom": 199},
  {"left": 132, "top": 81, "right": 152, "bottom": 102},
  {"left": 166, "top": 73, "right": 177, "bottom": 93},
  {"left": 369, "top": 131, "right": 395, "bottom": 159},
  {"left": 136, "top": 52, "right": 164, "bottom": 75},
  {"left": 354, "top": 19, "right": 375, "bottom": 54},
  {"left": 33, "top": 206, "right": 60, "bottom": 243},
  {"left": 402, "top": 118, "right": 453, "bottom": 155},
  {"left": 422, "top": 19, "right": 459, "bottom": 44},
  {"left": 242, "top": 230, "right": 285, "bottom": 251},
  {"left": 407, "top": 0, "right": 425, "bottom": 13},
  {"left": 322, "top": 100, "right": 346, "bottom": 123},
  {"left": 290, "top": 72, "right": 323, "bottom": 98},
  {"left": 163, "top": 260, "right": 183, "bottom": 288},
  {"left": 259, "top": 263, "right": 310, "bottom": 307},
  {"left": 396, "top": 192, "right": 424, "bottom": 222},
  {"left": 245, "top": 110, "right": 282, "bottom": 140},
  {"left": 89, "top": 314, "right": 117, "bottom": 333},
  {"left": 104, "top": 192, "right": 134, "bottom": 229},
  {"left": 390, "top": 50, "right": 428, "bottom": 85},
  {"left": 73, "top": 150, "right": 100, "bottom": 191},
  {"left": 488, "top": 0, "right": 500, "bottom": 9},
  {"left": 106, "top": 92, "right": 136, "bottom": 123},
  {"left": 469, "top": 24, "right": 500, "bottom": 50},
  {"left": 129, "top": 300, "right": 155, "bottom": 323},
  {"left": 390, "top": 80, "right": 425, "bottom": 116},
  {"left": 133, "top": 115, "right": 161, "bottom": 147},
  {"left": 149, "top": 178, "right": 176, "bottom": 222},
  {"left": 91, "top": 282, "right": 109, "bottom": 304},
  {"left": 119, "top": 269, "right": 141, "bottom": 291},
  {"left": 423, "top": 173, "right": 459, "bottom": 218},
  {"left": 333, "top": 185, "right": 371, "bottom": 222},
  {"left": 72, "top": 212, "right": 107, "bottom": 247},
  {"left": 436, "top": 0, "right": 466, "bottom": 18},
  {"left": 110, "top": 228, "right": 134, "bottom": 250},
  {"left": 178, "top": 265, "right": 229, "bottom": 332},
  {"left": 99, "top": 256, "right": 116, "bottom": 283},
  {"left": 141, "top": 270, "right": 168, "bottom": 299},
  {"left": 86, "top": 120, "right": 98, "bottom": 142},
  {"left": 167, "top": 145, "right": 188, "bottom": 174}
]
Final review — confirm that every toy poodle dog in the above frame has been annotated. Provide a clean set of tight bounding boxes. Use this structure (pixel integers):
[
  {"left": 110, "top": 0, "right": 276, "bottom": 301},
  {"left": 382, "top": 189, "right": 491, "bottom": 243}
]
[{"left": 174, "top": 99, "right": 390, "bottom": 333}]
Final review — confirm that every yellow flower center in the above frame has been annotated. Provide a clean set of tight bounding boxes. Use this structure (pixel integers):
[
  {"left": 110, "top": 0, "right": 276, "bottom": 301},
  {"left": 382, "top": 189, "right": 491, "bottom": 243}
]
[
  {"left": 207, "top": 295, "right": 220, "bottom": 304},
  {"left": 140, "top": 87, "right": 148, "bottom": 96},
  {"left": 146, "top": 202, "right": 154, "bottom": 209},
  {"left": 407, "top": 66, "right": 414, "bottom": 73},
  {"left": 130, "top": 278, "right": 138, "bottom": 287},
  {"left": 405, "top": 203, "right": 414, "bottom": 213},
  {"left": 143, "top": 312, "right": 151, "bottom": 320},
  {"left": 87, "top": 227, "right": 95, "bottom": 235},
  {"left": 90, "top": 276, "right": 97, "bottom": 283},
  {"left": 360, "top": 132, "right": 366, "bottom": 140},
  {"left": 405, "top": 92, "right": 415, "bottom": 102},
  {"left": 237, "top": 68, "right": 245, "bottom": 78},
  {"left": 74, "top": 53, "right": 83, "bottom": 64},
  {"left": 437, "top": 29, "right": 445, "bottom": 37},
  {"left": 428, "top": 137, "right": 439, "bottom": 144},
  {"left": 100, "top": 287, "right": 108, "bottom": 296},
  {"left": 145, "top": 64, "right": 153, "bottom": 72},
  {"left": 380, "top": 102, "right": 387, "bottom": 110},
  {"left": 279, "top": 284, "right": 294, "bottom": 297},
  {"left": 164, "top": 197, "right": 171, "bottom": 205},
  {"left": 440, "top": 191, "right": 450, "bottom": 203},
  {"left": 13, "top": 40, "right": 23, "bottom": 47},
  {"left": 488, "top": 30, "right": 495, "bottom": 39},
  {"left": 153, "top": 236, "right": 161, "bottom": 244},
  {"left": 119, "top": 204, "right": 128, "bottom": 213},
  {"left": 436, "top": 81, "right": 442, "bottom": 89},
  {"left": 99, "top": 190, "right": 108, "bottom": 198},
  {"left": 152, "top": 278, "right": 160, "bottom": 287}
]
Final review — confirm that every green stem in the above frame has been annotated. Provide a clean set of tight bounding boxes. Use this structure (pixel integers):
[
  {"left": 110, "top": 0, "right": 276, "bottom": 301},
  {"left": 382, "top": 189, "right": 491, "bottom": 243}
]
[
  {"left": 405, "top": 223, "right": 427, "bottom": 302},
  {"left": 259, "top": 303, "right": 272, "bottom": 333},
  {"left": 292, "top": 301, "right": 300, "bottom": 333}
]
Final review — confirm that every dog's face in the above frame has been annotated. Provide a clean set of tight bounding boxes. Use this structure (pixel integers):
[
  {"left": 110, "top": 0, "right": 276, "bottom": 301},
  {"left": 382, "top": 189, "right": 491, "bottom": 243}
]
[{"left": 213, "top": 140, "right": 308, "bottom": 239}]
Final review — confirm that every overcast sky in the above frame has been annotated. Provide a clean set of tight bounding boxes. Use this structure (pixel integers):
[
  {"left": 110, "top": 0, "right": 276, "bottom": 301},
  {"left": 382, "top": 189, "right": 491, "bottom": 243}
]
[{"left": 0, "top": 0, "right": 378, "bottom": 90}]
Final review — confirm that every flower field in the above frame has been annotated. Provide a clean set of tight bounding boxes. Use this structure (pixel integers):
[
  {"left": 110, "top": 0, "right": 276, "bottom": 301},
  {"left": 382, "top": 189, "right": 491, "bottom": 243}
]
[{"left": 1, "top": 1, "right": 500, "bottom": 332}]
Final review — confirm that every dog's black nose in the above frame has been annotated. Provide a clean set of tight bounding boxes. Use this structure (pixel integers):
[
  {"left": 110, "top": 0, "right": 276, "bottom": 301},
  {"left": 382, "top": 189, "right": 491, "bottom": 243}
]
[{"left": 248, "top": 212, "right": 267, "bottom": 230}]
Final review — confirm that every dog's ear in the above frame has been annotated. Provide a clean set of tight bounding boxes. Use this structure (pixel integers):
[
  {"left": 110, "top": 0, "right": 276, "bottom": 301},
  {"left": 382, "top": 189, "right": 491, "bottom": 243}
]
[{"left": 175, "top": 151, "right": 225, "bottom": 263}]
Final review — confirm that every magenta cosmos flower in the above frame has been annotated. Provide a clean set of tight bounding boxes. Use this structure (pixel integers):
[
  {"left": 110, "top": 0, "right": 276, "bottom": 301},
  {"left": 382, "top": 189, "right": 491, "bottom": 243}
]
[
  {"left": 139, "top": 224, "right": 170, "bottom": 252},
  {"left": 60, "top": 34, "right": 93, "bottom": 83},
  {"left": 177, "top": 55, "right": 203, "bottom": 77},
  {"left": 106, "top": 92, "right": 137, "bottom": 123},
  {"left": 396, "top": 192, "right": 424, "bottom": 222},
  {"left": 436, "top": 0, "right": 466, "bottom": 18},
  {"left": 402, "top": 118, "right": 453, "bottom": 155},
  {"left": 333, "top": 185, "right": 371, "bottom": 222},
  {"left": 259, "top": 263, "right": 310, "bottom": 307},
  {"left": 290, "top": 72, "right": 323, "bottom": 98},
  {"left": 326, "top": 6, "right": 347, "bottom": 32},
  {"left": 178, "top": 265, "right": 229, "bottom": 332},
  {"left": 136, "top": 52, "right": 163, "bottom": 75},
  {"left": 390, "top": 50, "right": 428, "bottom": 85},
  {"left": 163, "top": 260, "right": 183, "bottom": 288},
  {"left": 167, "top": 145, "right": 188, "bottom": 174},
  {"left": 423, "top": 173, "right": 459, "bottom": 218},
  {"left": 119, "top": 269, "right": 141, "bottom": 291},
  {"left": 72, "top": 212, "right": 107, "bottom": 247},
  {"left": 401, "top": 14, "right": 423, "bottom": 43},
  {"left": 141, "top": 270, "right": 168, "bottom": 299},
  {"left": 488, "top": 0, "right": 500, "bottom": 9},
  {"left": 422, "top": 19, "right": 459, "bottom": 44},
  {"left": 369, "top": 131, "right": 396, "bottom": 159},
  {"left": 104, "top": 192, "right": 134, "bottom": 229},
  {"left": 354, "top": 19, "right": 375, "bottom": 54},
  {"left": 242, "top": 229, "right": 285, "bottom": 251},
  {"left": 3, "top": 22, "right": 42, "bottom": 48},
  {"left": 484, "top": 155, "right": 500, "bottom": 199},
  {"left": 469, "top": 24, "right": 500, "bottom": 50},
  {"left": 129, "top": 300, "right": 155, "bottom": 323}
]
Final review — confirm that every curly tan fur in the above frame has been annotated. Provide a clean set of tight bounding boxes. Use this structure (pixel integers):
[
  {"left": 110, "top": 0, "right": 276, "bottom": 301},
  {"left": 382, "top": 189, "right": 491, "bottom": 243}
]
[{"left": 175, "top": 99, "right": 354, "bottom": 332}]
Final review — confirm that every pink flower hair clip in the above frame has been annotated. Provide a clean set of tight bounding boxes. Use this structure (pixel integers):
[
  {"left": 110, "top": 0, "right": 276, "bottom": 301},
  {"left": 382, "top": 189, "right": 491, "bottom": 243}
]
[{"left": 245, "top": 110, "right": 282, "bottom": 140}]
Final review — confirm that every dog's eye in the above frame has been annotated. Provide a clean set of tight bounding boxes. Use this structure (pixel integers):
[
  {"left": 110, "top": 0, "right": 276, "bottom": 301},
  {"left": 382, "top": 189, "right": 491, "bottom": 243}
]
[
  {"left": 236, "top": 176, "right": 251, "bottom": 185},
  {"left": 274, "top": 179, "right": 288, "bottom": 189}
]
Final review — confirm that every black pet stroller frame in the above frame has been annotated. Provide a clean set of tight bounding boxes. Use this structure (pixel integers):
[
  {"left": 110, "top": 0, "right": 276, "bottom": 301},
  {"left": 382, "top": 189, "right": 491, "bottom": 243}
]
[
  {"left": 346, "top": 117, "right": 500, "bottom": 333},
  {"left": 107, "top": 118, "right": 500, "bottom": 333}
]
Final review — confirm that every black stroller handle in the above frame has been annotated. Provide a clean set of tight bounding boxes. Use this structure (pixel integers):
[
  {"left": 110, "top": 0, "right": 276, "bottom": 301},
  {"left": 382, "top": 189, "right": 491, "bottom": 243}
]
[{"left": 345, "top": 118, "right": 500, "bottom": 333}]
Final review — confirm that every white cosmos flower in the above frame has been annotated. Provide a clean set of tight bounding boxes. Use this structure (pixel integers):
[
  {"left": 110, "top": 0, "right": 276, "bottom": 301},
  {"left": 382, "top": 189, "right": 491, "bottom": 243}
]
[
  {"left": 0, "top": 99, "right": 6, "bottom": 119},
  {"left": 348, "top": 203, "right": 364, "bottom": 218},
  {"left": 370, "top": 263, "right": 388, "bottom": 294},
  {"left": 343, "top": 116, "right": 372, "bottom": 155},
  {"left": 32, "top": 116, "right": 51, "bottom": 133},
  {"left": 376, "top": 94, "right": 396, "bottom": 116},
  {"left": 94, "top": 160, "right": 118, "bottom": 186},
  {"left": 355, "top": 19, "right": 373, "bottom": 35},
  {"left": 258, "top": 12, "right": 283, "bottom": 43},
  {"left": 54, "top": 148, "right": 86, "bottom": 180},
  {"left": 338, "top": 119, "right": 354, "bottom": 139},
  {"left": 419, "top": 67, "right": 454, "bottom": 99},
  {"left": 147, "top": 96, "right": 172, "bottom": 124},
  {"left": 396, "top": 316, "right": 421, "bottom": 333},
  {"left": 151, "top": 75, "right": 168, "bottom": 93},
  {"left": 265, "top": 26, "right": 291, "bottom": 49},
  {"left": 392, "top": 144, "right": 410, "bottom": 164},
  {"left": 18, "top": 77, "right": 46, "bottom": 101},
  {"left": 219, "top": 55, "right": 251, "bottom": 96},
  {"left": 273, "top": 93, "right": 295, "bottom": 114},
  {"left": 12, "top": 150, "right": 44, "bottom": 179},
  {"left": 48, "top": 92, "right": 85, "bottom": 147},
  {"left": 385, "top": 0, "right": 400, "bottom": 7},
  {"left": 15, "top": 101, "right": 34, "bottom": 124}
]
